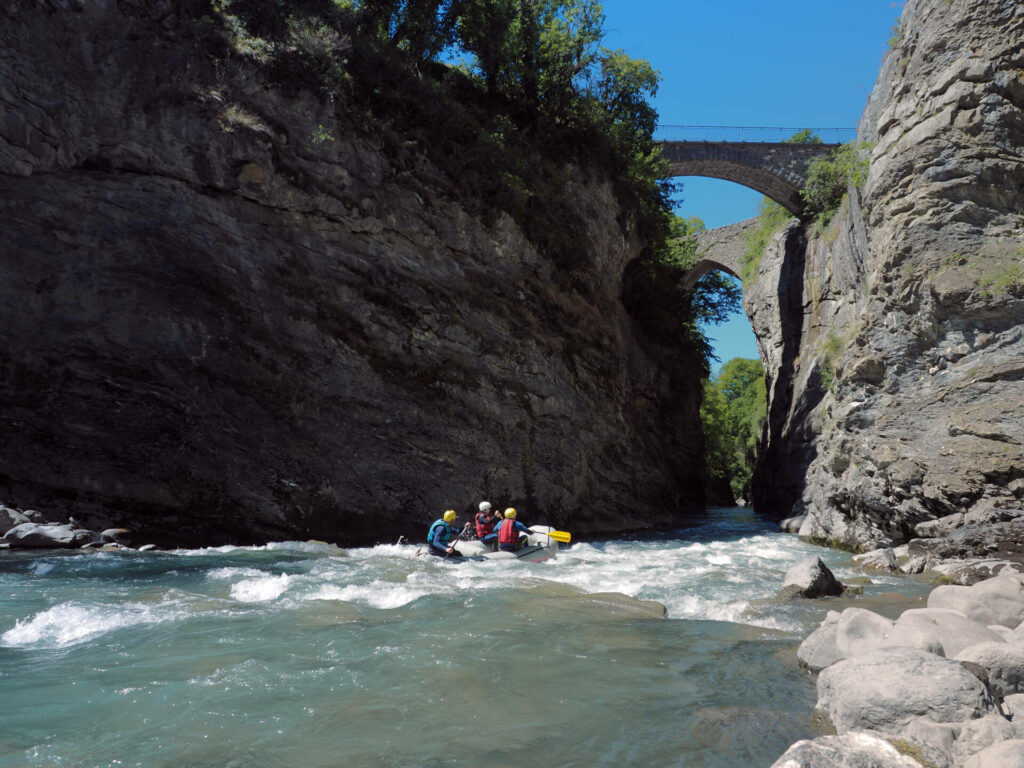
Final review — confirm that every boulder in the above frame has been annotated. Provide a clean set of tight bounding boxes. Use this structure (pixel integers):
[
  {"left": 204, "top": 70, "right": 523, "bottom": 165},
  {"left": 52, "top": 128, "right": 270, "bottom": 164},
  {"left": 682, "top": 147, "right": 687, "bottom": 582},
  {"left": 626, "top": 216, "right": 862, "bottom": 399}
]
[
  {"left": 816, "top": 647, "right": 996, "bottom": 735},
  {"left": 2, "top": 522, "right": 95, "bottom": 549},
  {"left": 852, "top": 547, "right": 899, "bottom": 572},
  {"left": 988, "top": 625, "right": 1017, "bottom": 642},
  {"left": 834, "top": 608, "right": 894, "bottom": 658},
  {"left": 956, "top": 641, "right": 1024, "bottom": 697},
  {"left": 930, "top": 572, "right": 1024, "bottom": 628},
  {"left": 779, "top": 514, "right": 806, "bottom": 533},
  {"left": 962, "top": 739, "right": 1024, "bottom": 768},
  {"left": 891, "top": 608, "right": 1007, "bottom": 658},
  {"left": 968, "top": 573, "right": 1024, "bottom": 628},
  {"left": 951, "top": 714, "right": 1024, "bottom": 767},
  {"left": 892, "top": 717, "right": 959, "bottom": 768},
  {"left": 1004, "top": 694, "right": 1024, "bottom": 721},
  {"left": 769, "top": 732, "right": 929, "bottom": 768},
  {"left": 799, "top": 610, "right": 843, "bottom": 672},
  {"left": 914, "top": 513, "right": 964, "bottom": 538},
  {"left": 0, "top": 505, "right": 32, "bottom": 534},
  {"left": 779, "top": 557, "right": 845, "bottom": 599}
]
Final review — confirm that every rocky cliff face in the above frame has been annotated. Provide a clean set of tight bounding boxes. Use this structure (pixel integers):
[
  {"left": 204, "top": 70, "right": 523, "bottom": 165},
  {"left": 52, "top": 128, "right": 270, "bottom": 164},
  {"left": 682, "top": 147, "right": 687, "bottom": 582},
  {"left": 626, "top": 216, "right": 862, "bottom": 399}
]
[
  {"left": 751, "top": 0, "right": 1024, "bottom": 549},
  {"left": 0, "top": 1, "right": 705, "bottom": 546}
]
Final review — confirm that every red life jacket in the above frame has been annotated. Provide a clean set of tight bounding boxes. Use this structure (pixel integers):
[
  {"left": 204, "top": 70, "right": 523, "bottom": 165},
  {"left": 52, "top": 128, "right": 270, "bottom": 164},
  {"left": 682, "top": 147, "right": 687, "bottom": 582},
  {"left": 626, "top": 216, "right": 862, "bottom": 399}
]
[
  {"left": 498, "top": 519, "right": 521, "bottom": 546},
  {"left": 475, "top": 511, "right": 497, "bottom": 538}
]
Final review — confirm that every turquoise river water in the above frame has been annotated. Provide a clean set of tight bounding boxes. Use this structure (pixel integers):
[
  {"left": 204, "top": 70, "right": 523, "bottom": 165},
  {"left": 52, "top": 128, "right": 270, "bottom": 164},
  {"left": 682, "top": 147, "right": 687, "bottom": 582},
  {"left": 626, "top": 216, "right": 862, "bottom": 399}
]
[{"left": 0, "top": 507, "right": 932, "bottom": 768}]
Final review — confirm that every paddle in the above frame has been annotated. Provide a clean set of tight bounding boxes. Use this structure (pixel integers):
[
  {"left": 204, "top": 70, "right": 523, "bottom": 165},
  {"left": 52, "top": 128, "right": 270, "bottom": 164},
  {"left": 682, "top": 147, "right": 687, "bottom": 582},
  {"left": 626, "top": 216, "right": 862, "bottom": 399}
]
[
  {"left": 536, "top": 529, "right": 571, "bottom": 544},
  {"left": 442, "top": 523, "right": 471, "bottom": 561}
]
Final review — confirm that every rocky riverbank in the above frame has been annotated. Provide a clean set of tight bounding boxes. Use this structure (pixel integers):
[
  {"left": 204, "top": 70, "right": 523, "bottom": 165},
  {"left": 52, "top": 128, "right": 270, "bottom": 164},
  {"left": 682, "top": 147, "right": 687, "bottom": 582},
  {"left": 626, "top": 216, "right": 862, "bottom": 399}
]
[{"left": 770, "top": 522, "right": 1024, "bottom": 767}]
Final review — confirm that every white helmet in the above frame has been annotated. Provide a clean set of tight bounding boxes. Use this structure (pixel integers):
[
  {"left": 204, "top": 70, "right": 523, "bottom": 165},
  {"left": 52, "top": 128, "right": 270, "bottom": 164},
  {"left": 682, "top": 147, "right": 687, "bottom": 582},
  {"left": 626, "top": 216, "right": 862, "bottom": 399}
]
[{"left": 478, "top": 501, "right": 492, "bottom": 513}]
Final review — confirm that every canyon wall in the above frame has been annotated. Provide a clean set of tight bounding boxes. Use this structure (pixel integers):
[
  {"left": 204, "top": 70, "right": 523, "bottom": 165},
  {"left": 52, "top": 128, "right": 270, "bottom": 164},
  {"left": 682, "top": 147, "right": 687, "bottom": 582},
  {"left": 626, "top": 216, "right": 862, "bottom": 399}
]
[
  {"left": 751, "top": 0, "right": 1024, "bottom": 549},
  {"left": 0, "top": 1, "right": 705, "bottom": 546}
]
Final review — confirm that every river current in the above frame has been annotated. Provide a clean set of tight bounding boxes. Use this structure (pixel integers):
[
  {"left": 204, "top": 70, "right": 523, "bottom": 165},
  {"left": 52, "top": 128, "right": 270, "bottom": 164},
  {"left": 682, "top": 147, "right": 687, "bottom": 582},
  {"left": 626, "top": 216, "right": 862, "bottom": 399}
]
[{"left": 0, "top": 507, "right": 931, "bottom": 768}]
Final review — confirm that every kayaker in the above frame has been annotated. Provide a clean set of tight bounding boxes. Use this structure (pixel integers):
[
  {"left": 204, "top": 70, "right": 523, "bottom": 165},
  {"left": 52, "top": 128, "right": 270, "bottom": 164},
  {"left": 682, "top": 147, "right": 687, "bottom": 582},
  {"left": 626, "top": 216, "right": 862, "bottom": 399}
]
[
  {"left": 496, "top": 508, "right": 532, "bottom": 552},
  {"left": 474, "top": 501, "right": 501, "bottom": 540},
  {"left": 427, "top": 509, "right": 468, "bottom": 558}
]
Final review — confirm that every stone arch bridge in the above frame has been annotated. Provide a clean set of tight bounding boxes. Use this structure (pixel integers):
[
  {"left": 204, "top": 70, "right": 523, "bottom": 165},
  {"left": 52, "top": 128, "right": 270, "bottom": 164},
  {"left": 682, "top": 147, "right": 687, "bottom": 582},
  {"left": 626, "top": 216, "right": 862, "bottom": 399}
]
[{"left": 653, "top": 126, "right": 856, "bottom": 288}]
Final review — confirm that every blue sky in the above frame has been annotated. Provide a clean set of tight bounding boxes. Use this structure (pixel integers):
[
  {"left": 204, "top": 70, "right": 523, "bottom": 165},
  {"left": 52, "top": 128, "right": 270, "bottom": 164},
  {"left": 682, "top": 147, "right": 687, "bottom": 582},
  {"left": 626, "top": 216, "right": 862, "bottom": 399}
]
[{"left": 599, "top": 0, "right": 901, "bottom": 374}]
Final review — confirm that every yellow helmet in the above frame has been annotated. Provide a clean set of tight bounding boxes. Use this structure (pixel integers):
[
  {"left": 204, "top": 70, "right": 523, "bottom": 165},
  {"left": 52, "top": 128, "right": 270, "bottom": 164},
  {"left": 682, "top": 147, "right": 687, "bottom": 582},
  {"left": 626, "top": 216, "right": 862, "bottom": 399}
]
[
  {"left": 443, "top": 509, "right": 456, "bottom": 523},
  {"left": 504, "top": 507, "right": 516, "bottom": 519}
]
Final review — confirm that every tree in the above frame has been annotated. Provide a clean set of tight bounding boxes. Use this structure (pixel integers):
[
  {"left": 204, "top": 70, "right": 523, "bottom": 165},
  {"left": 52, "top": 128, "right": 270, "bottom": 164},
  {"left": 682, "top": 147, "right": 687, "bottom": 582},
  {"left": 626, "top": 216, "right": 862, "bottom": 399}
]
[{"left": 701, "top": 358, "right": 766, "bottom": 501}]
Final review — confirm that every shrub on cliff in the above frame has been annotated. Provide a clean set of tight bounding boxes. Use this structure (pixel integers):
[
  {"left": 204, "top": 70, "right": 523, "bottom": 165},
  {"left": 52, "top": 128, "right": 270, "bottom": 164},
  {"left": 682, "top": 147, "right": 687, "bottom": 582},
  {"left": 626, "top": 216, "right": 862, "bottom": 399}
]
[
  {"left": 623, "top": 216, "right": 741, "bottom": 366},
  {"left": 801, "top": 140, "right": 871, "bottom": 226},
  {"left": 197, "top": 0, "right": 673, "bottom": 290}
]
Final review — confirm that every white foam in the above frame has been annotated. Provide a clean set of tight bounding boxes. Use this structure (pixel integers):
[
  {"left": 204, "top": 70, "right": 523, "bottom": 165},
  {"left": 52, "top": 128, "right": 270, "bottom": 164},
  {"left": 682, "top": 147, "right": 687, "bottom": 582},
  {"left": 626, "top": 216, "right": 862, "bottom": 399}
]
[
  {"left": 207, "top": 567, "right": 266, "bottom": 582},
  {"left": 1, "top": 602, "right": 166, "bottom": 649},
  {"left": 230, "top": 573, "right": 291, "bottom": 603},
  {"left": 305, "top": 582, "right": 427, "bottom": 609}
]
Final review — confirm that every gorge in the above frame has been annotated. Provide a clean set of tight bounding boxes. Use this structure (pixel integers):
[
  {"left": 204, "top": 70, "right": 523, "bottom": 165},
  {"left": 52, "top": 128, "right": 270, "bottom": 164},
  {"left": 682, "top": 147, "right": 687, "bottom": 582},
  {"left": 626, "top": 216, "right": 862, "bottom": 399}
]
[{"left": 1, "top": 0, "right": 1022, "bottom": 556}]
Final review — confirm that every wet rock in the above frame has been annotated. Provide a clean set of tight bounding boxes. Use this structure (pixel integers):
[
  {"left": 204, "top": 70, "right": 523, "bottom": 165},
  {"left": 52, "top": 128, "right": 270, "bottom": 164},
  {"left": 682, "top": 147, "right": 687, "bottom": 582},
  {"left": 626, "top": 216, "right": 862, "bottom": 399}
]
[
  {"left": 0, "top": 505, "right": 33, "bottom": 534},
  {"left": 779, "top": 514, "right": 805, "bottom": 533},
  {"left": 852, "top": 547, "right": 899, "bottom": 572},
  {"left": 778, "top": 556, "right": 846, "bottom": 599},
  {"left": 2, "top": 522, "right": 95, "bottom": 549}
]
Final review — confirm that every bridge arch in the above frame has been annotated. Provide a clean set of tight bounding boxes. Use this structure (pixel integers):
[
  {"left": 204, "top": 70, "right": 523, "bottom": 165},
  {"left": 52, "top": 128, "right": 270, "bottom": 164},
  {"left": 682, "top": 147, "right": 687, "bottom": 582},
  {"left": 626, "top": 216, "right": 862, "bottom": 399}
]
[
  {"left": 658, "top": 140, "right": 836, "bottom": 216},
  {"left": 684, "top": 218, "right": 758, "bottom": 290}
]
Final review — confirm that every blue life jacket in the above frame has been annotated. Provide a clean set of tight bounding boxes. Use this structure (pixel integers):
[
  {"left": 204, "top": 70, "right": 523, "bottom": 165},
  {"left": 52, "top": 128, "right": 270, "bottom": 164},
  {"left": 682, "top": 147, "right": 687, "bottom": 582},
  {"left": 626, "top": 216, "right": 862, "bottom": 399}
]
[{"left": 427, "top": 519, "right": 452, "bottom": 547}]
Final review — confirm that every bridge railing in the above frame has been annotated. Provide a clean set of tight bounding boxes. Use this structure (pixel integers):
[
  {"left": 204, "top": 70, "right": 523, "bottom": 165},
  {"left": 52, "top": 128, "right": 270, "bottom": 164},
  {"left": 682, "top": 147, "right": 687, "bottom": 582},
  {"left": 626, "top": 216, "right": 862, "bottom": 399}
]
[{"left": 653, "top": 125, "right": 857, "bottom": 145}]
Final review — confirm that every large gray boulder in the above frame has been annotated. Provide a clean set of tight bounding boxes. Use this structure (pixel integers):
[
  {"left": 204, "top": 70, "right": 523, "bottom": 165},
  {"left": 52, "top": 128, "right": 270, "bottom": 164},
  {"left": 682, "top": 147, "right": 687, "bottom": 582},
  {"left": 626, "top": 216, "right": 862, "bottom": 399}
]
[
  {"left": 952, "top": 714, "right": 1024, "bottom": 767},
  {"left": 2, "top": 522, "right": 98, "bottom": 549},
  {"left": 852, "top": 547, "right": 899, "bottom": 572},
  {"left": 891, "top": 608, "right": 1007, "bottom": 658},
  {"left": 798, "top": 610, "right": 843, "bottom": 672},
  {"left": 929, "top": 573, "right": 1024, "bottom": 628},
  {"left": 955, "top": 641, "right": 1024, "bottom": 698},
  {"left": 834, "top": 608, "right": 894, "bottom": 659},
  {"left": 816, "top": 647, "right": 996, "bottom": 735},
  {"left": 768, "top": 733, "right": 928, "bottom": 768},
  {"left": 962, "top": 739, "right": 1024, "bottom": 768},
  {"left": 893, "top": 717, "right": 958, "bottom": 768},
  {"left": 1, "top": 506, "right": 27, "bottom": 534},
  {"left": 779, "top": 556, "right": 846, "bottom": 599}
]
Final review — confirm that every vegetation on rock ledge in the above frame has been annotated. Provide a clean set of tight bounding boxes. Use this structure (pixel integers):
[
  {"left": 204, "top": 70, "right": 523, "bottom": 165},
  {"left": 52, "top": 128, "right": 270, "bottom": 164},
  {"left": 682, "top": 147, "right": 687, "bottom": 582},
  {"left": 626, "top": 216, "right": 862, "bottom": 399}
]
[{"left": 195, "top": 0, "right": 673, "bottom": 288}]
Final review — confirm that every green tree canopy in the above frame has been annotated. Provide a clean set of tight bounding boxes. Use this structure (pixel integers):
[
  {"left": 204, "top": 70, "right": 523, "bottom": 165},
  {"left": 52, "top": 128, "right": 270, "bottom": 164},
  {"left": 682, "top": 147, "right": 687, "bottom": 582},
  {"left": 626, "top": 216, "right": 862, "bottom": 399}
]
[{"left": 701, "top": 357, "right": 766, "bottom": 502}]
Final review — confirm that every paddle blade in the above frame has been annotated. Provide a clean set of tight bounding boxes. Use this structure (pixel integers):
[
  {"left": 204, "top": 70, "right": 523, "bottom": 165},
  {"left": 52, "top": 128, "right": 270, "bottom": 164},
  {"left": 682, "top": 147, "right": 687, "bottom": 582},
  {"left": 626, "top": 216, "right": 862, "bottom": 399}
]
[{"left": 546, "top": 530, "right": 571, "bottom": 543}]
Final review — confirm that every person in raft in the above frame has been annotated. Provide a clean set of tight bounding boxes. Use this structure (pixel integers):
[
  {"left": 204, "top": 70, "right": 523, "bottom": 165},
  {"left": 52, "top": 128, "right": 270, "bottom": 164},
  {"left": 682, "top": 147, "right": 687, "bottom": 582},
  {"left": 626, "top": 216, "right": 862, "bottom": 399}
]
[
  {"left": 427, "top": 509, "right": 468, "bottom": 558},
  {"left": 495, "top": 507, "right": 532, "bottom": 552},
  {"left": 474, "top": 501, "right": 501, "bottom": 543}
]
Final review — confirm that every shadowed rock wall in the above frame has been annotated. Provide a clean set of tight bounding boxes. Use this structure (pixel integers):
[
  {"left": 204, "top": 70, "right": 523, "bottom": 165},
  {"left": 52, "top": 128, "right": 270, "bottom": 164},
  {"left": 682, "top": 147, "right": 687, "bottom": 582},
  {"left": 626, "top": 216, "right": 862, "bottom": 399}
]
[{"left": 0, "top": 2, "right": 706, "bottom": 547}]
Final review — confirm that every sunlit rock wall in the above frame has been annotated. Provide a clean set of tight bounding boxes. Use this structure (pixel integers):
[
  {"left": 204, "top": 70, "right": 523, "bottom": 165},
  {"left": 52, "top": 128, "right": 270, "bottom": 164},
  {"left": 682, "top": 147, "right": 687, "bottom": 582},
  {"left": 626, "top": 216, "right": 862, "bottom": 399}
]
[{"left": 751, "top": 0, "right": 1024, "bottom": 549}]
